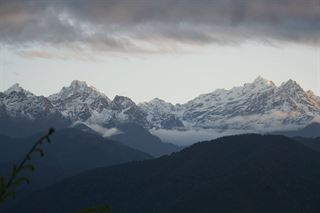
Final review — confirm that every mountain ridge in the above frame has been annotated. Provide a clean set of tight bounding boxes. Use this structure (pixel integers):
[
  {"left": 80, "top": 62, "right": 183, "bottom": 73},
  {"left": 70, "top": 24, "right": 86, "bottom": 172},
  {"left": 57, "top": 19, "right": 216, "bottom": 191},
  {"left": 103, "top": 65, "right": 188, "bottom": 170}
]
[
  {"left": 0, "top": 84, "right": 70, "bottom": 137},
  {"left": 0, "top": 128, "right": 152, "bottom": 198},
  {"left": 8, "top": 134, "right": 320, "bottom": 213},
  {"left": 1, "top": 77, "right": 319, "bottom": 136}
]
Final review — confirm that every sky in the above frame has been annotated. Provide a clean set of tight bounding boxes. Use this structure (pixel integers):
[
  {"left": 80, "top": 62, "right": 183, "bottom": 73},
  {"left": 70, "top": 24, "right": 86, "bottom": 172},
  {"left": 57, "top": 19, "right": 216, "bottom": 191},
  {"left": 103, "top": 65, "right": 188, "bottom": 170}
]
[{"left": 0, "top": 0, "right": 319, "bottom": 104}]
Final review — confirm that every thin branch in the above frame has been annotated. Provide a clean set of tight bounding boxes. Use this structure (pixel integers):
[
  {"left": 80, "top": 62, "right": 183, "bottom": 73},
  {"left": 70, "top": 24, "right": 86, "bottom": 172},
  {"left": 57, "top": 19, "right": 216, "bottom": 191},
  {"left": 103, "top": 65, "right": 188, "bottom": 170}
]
[{"left": 0, "top": 128, "right": 55, "bottom": 203}]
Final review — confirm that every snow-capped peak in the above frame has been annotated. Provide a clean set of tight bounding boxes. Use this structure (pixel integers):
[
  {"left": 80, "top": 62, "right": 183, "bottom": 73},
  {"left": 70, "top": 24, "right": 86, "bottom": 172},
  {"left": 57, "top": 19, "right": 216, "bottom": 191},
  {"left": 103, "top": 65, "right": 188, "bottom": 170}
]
[
  {"left": 0, "top": 83, "right": 65, "bottom": 122},
  {"left": 307, "top": 90, "right": 317, "bottom": 97},
  {"left": 2, "top": 77, "right": 320, "bottom": 134},
  {"left": 280, "top": 79, "right": 301, "bottom": 88},
  {"left": 70, "top": 80, "right": 89, "bottom": 89},
  {"left": 279, "top": 79, "right": 305, "bottom": 94},
  {"left": 254, "top": 76, "right": 267, "bottom": 82},
  {"left": 149, "top": 98, "right": 168, "bottom": 104},
  {"left": 140, "top": 98, "right": 176, "bottom": 110},
  {"left": 68, "top": 80, "right": 99, "bottom": 94},
  {"left": 112, "top": 95, "right": 136, "bottom": 109},
  {"left": 49, "top": 80, "right": 110, "bottom": 102},
  {"left": 4, "top": 83, "right": 33, "bottom": 96},
  {"left": 252, "top": 76, "right": 276, "bottom": 87},
  {"left": 47, "top": 80, "right": 113, "bottom": 123}
]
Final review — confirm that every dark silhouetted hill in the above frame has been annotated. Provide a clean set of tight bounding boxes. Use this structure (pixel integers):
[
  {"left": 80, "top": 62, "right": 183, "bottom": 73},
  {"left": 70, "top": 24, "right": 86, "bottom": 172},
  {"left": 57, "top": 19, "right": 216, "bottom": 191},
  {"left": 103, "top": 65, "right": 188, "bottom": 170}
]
[
  {"left": 9, "top": 134, "right": 320, "bottom": 213},
  {"left": 0, "top": 128, "right": 151, "bottom": 198},
  {"left": 294, "top": 136, "right": 320, "bottom": 152},
  {"left": 109, "top": 123, "right": 181, "bottom": 157},
  {"left": 272, "top": 122, "right": 320, "bottom": 138}
]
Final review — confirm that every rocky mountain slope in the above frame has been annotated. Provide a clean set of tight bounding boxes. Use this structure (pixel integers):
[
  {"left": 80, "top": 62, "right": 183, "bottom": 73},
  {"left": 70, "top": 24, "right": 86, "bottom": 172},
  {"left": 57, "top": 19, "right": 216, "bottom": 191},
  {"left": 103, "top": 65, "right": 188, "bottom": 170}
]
[
  {"left": 110, "top": 123, "right": 182, "bottom": 157},
  {"left": 1, "top": 77, "right": 319, "bottom": 136},
  {"left": 49, "top": 80, "right": 150, "bottom": 128},
  {"left": 0, "top": 84, "right": 70, "bottom": 137},
  {"left": 179, "top": 77, "right": 320, "bottom": 130},
  {"left": 0, "top": 128, "right": 151, "bottom": 197},
  {"left": 140, "top": 77, "right": 320, "bottom": 131}
]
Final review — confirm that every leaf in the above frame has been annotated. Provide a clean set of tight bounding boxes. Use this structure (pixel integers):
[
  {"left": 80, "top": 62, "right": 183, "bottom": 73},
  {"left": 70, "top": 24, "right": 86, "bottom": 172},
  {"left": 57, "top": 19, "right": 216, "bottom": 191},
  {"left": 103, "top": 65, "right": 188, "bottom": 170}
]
[
  {"left": 11, "top": 164, "right": 18, "bottom": 178},
  {"left": 0, "top": 176, "right": 7, "bottom": 198},
  {"left": 0, "top": 176, "right": 6, "bottom": 192},
  {"left": 0, "top": 191, "right": 11, "bottom": 203},
  {"left": 22, "top": 164, "right": 35, "bottom": 172},
  {"left": 34, "top": 148, "right": 45, "bottom": 157},
  {"left": 12, "top": 177, "right": 30, "bottom": 187},
  {"left": 48, "top": 128, "right": 55, "bottom": 135},
  {"left": 0, "top": 128, "right": 55, "bottom": 205},
  {"left": 26, "top": 154, "right": 32, "bottom": 160},
  {"left": 45, "top": 136, "right": 51, "bottom": 143}
]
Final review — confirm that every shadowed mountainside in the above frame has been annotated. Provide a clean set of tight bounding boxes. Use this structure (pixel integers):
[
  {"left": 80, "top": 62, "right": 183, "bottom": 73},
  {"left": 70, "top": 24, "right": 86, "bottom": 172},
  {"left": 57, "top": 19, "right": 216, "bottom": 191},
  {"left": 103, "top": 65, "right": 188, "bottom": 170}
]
[
  {"left": 8, "top": 134, "right": 320, "bottom": 213},
  {"left": 272, "top": 122, "right": 320, "bottom": 138},
  {"left": 0, "top": 128, "right": 151, "bottom": 199},
  {"left": 110, "top": 123, "right": 182, "bottom": 157},
  {"left": 294, "top": 136, "right": 320, "bottom": 152}
]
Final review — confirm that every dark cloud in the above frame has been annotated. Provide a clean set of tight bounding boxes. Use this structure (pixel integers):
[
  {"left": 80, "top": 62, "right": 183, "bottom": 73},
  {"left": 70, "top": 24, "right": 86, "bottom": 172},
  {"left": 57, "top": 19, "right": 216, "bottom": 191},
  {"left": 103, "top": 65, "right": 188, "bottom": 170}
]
[{"left": 0, "top": 0, "right": 319, "bottom": 54}]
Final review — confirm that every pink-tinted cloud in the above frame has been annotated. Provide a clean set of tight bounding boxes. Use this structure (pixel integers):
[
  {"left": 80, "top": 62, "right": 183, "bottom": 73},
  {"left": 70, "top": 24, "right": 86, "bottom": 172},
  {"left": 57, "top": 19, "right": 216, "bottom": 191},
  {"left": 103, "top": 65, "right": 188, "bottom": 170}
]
[{"left": 0, "top": 0, "right": 319, "bottom": 56}]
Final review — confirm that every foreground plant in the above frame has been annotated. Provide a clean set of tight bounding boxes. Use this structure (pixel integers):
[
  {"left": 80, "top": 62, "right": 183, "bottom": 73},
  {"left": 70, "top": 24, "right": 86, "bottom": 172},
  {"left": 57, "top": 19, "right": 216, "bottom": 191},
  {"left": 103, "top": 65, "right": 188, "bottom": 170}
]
[
  {"left": 0, "top": 128, "right": 111, "bottom": 212},
  {"left": 0, "top": 128, "right": 55, "bottom": 203}
]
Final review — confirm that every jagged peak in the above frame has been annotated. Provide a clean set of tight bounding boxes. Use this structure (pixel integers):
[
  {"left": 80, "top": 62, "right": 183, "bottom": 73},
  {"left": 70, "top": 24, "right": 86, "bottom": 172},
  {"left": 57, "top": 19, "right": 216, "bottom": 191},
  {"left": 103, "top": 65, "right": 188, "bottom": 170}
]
[
  {"left": 254, "top": 76, "right": 267, "bottom": 82},
  {"left": 112, "top": 95, "right": 136, "bottom": 108},
  {"left": 151, "top": 97, "right": 163, "bottom": 101},
  {"left": 113, "top": 95, "right": 134, "bottom": 103},
  {"left": 4, "top": 83, "right": 33, "bottom": 95},
  {"left": 69, "top": 80, "right": 98, "bottom": 92},
  {"left": 149, "top": 98, "right": 168, "bottom": 104},
  {"left": 49, "top": 80, "right": 110, "bottom": 101},
  {"left": 307, "top": 90, "right": 316, "bottom": 96},
  {"left": 150, "top": 98, "right": 176, "bottom": 108},
  {"left": 306, "top": 90, "right": 320, "bottom": 103},
  {"left": 285, "top": 79, "right": 297, "bottom": 84},
  {"left": 68, "top": 80, "right": 101, "bottom": 93},
  {"left": 4, "top": 83, "right": 23, "bottom": 93},
  {"left": 252, "top": 76, "right": 275, "bottom": 87},
  {"left": 280, "top": 79, "right": 303, "bottom": 90},
  {"left": 139, "top": 98, "right": 176, "bottom": 110},
  {"left": 70, "top": 80, "right": 88, "bottom": 88},
  {"left": 283, "top": 79, "right": 296, "bottom": 85}
]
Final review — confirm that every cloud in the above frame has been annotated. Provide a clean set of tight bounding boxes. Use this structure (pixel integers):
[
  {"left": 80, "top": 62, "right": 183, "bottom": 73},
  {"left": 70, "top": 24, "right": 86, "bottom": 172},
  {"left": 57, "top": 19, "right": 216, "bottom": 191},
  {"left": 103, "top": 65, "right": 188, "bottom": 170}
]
[
  {"left": 312, "top": 116, "right": 320, "bottom": 123},
  {"left": 0, "top": 0, "right": 319, "bottom": 57},
  {"left": 87, "top": 124, "right": 122, "bottom": 138},
  {"left": 71, "top": 121, "right": 122, "bottom": 137},
  {"left": 151, "top": 128, "right": 250, "bottom": 146}
]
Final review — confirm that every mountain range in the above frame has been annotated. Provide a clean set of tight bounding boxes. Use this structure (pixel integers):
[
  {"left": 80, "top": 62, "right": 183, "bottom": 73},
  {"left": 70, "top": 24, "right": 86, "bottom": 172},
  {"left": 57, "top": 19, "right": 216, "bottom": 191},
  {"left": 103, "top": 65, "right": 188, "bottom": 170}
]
[
  {"left": 1, "top": 77, "right": 319, "bottom": 138},
  {"left": 7, "top": 134, "right": 320, "bottom": 213},
  {"left": 2, "top": 77, "right": 320, "bottom": 213},
  {"left": 109, "top": 123, "right": 182, "bottom": 157},
  {"left": 272, "top": 122, "right": 320, "bottom": 138},
  {"left": 0, "top": 128, "right": 151, "bottom": 201}
]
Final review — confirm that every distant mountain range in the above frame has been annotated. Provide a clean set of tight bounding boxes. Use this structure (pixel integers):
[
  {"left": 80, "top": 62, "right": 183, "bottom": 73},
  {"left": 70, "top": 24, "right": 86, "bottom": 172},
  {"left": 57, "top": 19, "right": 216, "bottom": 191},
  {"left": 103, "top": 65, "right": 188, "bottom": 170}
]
[
  {"left": 0, "top": 84, "right": 69, "bottom": 137},
  {"left": 1, "top": 77, "right": 319, "bottom": 138},
  {"left": 70, "top": 122, "right": 181, "bottom": 157},
  {"left": 0, "top": 128, "right": 151, "bottom": 199},
  {"left": 8, "top": 134, "right": 320, "bottom": 213},
  {"left": 109, "top": 123, "right": 182, "bottom": 157},
  {"left": 272, "top": 122, "right": 320, "bottom": 138}
]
